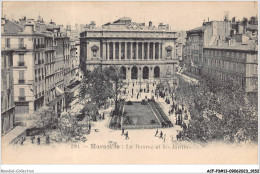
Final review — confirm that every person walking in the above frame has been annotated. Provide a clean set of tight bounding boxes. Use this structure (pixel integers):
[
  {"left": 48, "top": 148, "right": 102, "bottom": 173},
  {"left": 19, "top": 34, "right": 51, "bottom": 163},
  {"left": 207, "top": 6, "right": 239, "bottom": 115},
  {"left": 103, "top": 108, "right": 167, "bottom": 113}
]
[
  {"left": 155, "top": 129, "right": 158, "bottom": 137},
  {"left": 125, "top": 131, "right": 129, "bottom": 140},
  {"left": 20, "top": 137, "right": 24, "bottom": 145},
  {"left": 46, "top": 135, "right": 50, "bottom": 145},
  {"left": 163, "top": 134, "right": 166, "bottom": 143},
  {"left": 37, "top": 137, "right": 41, "bottom": 145},
  {"left": 31, "top": 136, "right": 35, "bottom": 144},
  {"left": 159, "top": 131, "right": 163, "bottom": 139},
  {"left": 121, "top": 128, "right": 125, "bottom": 136}
]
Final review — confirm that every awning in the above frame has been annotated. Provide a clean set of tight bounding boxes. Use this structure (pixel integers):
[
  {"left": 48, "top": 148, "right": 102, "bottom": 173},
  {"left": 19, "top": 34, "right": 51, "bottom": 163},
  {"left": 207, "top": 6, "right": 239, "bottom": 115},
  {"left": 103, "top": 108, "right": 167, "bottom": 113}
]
[{"left": 56, "top": 87, "right": 64, "bottom": 96}]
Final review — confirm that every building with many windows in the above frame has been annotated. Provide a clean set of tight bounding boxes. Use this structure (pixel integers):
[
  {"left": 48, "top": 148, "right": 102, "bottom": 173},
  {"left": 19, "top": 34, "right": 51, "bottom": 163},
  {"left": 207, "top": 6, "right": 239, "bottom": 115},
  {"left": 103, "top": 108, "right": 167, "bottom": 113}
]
[
  {"left": 184, "top": 19, "right": 231, "bottom": 77},
  {"left": 80, "top": 17, "right": 179, "bottom": 90},
  {"left": 2, "top": 18, "right": 46, "bottom": 114},
  {"left": 202, "top": 35, "right": 258, "bottom": 93},
  {"left": 1, "top": 49, "right": 15, "bottom": 135},
  {"left": 1, "top": 16, "right": 79, "bottom": 118}
]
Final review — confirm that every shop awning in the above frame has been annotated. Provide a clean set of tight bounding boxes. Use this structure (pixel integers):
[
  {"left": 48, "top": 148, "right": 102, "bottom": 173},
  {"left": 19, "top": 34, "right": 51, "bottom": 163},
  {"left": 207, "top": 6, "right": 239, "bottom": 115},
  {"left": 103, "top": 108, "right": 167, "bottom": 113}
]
[{"left": 56, "top": 87, "right": 64, "bottom": 96}]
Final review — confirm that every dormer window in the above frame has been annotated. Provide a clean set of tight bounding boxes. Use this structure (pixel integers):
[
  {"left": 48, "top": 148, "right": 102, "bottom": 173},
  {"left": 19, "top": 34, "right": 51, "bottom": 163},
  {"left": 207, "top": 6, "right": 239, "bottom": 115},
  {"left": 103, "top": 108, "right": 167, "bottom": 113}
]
[{"left": 91, "top": 45, "right": 99, "bottom": 58}]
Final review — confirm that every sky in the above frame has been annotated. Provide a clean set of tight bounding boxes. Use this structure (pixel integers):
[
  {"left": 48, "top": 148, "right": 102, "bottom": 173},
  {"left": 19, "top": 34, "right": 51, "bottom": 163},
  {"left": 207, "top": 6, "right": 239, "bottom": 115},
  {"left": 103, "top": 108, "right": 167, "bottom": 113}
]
[{"left": 2, "top": 1, "right": 258, "bottom": 31}]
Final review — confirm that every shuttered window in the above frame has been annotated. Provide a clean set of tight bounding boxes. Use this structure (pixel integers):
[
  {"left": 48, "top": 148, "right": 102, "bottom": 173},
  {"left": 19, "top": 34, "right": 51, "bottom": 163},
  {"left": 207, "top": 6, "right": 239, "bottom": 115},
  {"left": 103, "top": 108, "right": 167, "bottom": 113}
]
[
  {"left": 19, "top": 88, "right": 25, "bottom": 96},
  {"left": 19, "top": 70, "right": 24, "bottom": 80}
]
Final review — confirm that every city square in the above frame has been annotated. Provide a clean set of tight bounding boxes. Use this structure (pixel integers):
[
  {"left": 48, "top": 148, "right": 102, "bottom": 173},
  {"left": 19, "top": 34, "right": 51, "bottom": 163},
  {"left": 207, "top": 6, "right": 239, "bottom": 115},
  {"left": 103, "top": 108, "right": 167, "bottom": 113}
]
[{"left": 1, "top": 1, "right": 258, "bottom": 169}]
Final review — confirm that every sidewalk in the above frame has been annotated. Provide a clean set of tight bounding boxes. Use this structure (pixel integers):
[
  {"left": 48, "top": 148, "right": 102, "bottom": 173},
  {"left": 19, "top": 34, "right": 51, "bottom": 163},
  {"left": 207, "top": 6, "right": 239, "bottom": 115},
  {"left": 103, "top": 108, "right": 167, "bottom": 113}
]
[{"left": 2, "top": 120, "right": 35, "bottom": 146}]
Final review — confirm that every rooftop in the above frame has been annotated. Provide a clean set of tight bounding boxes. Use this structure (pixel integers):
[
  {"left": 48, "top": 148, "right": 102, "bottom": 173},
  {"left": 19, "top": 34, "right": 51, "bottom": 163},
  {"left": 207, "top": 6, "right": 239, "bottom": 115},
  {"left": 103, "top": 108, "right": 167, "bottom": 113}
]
[
  {"left": 84, "top": 17, "right": 174, "bottom": 32},
  {"left": 204, "top": 41, "right": 257, "bottom": 52},
  {"left": 187, "top": 26, "right": 204, "bottom": 33}
]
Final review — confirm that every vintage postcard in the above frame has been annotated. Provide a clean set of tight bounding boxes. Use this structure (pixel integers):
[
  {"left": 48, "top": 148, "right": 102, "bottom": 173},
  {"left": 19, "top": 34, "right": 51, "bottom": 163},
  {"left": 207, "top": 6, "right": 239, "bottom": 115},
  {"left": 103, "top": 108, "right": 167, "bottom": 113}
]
[{"left": 1, "top": 0, "right": 258, "bottom": 169}]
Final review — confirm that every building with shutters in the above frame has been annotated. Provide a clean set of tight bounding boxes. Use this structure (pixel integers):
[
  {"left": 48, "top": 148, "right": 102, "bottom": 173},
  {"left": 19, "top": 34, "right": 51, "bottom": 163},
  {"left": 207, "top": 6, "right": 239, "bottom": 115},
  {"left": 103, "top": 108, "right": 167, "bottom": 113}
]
[
  {"left": 1, "top": 17, "right": 46, "bottom": 114},
  {"left": 202, "top": 35, "right": 258, "bottom": 93},
  {"left": 1, "top": 49, "right": 15, "bottom": 135},
  {"left": 1, "top": 16, "right": 76, "bottom": 117},
  {"left": 184, "top": 19, "right": 231, "bottom": 77},
  {"left": 80, "top": 17, "right": 180, "bottom": 90}
]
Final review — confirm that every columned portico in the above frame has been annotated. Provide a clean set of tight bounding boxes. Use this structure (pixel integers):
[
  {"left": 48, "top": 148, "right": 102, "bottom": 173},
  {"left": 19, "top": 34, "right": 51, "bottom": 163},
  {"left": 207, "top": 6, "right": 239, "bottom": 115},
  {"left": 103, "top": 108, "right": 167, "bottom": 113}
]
[{"left": 81, "top": 17, "right": 178, "bottom": 85}]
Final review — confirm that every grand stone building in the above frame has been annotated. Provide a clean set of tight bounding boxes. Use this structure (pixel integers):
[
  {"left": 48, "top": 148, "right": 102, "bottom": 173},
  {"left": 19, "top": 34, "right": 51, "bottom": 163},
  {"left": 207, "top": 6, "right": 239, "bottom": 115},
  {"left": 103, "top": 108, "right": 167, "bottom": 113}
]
[{"left": 80, "top": 17, "right": 179, "bottom": 89}]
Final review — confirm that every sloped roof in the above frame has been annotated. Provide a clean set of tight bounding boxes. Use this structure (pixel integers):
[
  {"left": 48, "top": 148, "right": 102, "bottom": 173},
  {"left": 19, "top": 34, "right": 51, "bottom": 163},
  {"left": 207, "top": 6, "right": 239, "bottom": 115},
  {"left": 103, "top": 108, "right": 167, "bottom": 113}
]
[
  {"left": 187, "top": 26, "right": 204, "bottom": 33},
  {"left": 3, "top": 20, "right": 24, "bottom": 34}
]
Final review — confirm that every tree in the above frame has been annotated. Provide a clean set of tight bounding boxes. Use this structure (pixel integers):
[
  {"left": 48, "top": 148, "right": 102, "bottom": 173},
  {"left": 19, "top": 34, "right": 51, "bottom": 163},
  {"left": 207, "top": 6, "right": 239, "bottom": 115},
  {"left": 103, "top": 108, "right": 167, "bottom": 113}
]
[
  {"left": 80, "top": 66, "right": 113, "bottom": 109},
  {"left": 173, "top": 73, "right": 257, "bottom": 143},
  {"left": 55, "top": 112, "right": 87, "bottom": 142},
  {"left": 104, "top": 66, "right": 125, "bottom": 114},
  {"left": 65, "top": 92, "right": 72, "bottom": 111}
]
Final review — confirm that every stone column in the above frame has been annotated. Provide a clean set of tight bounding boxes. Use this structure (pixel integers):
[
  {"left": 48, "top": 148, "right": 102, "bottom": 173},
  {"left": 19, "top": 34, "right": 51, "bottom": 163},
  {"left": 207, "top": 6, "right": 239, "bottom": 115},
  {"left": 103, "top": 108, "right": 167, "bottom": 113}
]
[
  {"left": 142, "top": 42, "right": 144, "bottom": 60},
  {"left": 174, "top": 42, "right": 176, "bottom": 59},
  {"left": 119, "top": 42, "right": 121, "bottom": 60},
  {"left": 150, "top": 66, "right": 153, "bottom": 79},
  {"left": 158, "top": 42, "right": 161, "bottom": 60},
  {"left": 102, "top": 41, "right": 106, "bottom": 60},
  {"left": 125, "top": 42, "right": 127, "bottom": 59},
  {"left": 113, "top": 42, "right": 115, "bottom": 60},
  {"left": 130, "top": 41, "right": 133, "bottom": 60},
  {"left": 147, "top": 42, "right": 150, "bottom": 59},
  {"left": 86, "top": 42, "right": 90, "bottom": 60},
  {"left": 107, "top": 42, "right": 110, "bottom": 60},
  {"left": 136, "top": 42, "right": 139, "bottom": 59},
  {"left": 153, "top": 42, "right": 155, "bottom": 60}
]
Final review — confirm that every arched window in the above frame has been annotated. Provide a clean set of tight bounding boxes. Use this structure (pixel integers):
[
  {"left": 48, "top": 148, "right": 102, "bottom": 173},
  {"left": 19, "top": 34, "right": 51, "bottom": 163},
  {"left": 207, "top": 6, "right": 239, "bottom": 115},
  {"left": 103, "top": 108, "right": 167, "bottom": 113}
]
[
  {"left": 131, "top": 66, "right": 138, "bottom": 79},
  {"left": 154, "top": 66, "right": 160, "bottom": 78},
  {"left": 120, "top": 66, "right": 126, "bottom": 79},
  {"left": 143, "top": 66, "right": 149, "bottom": 79}
]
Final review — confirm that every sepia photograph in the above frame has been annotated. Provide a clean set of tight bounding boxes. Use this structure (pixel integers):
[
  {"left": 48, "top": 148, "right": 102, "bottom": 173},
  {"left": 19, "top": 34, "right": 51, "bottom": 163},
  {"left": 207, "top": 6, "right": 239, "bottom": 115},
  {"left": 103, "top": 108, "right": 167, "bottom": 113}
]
[{"left": 0, "top": 0, "right": 259, "bottom": 173}]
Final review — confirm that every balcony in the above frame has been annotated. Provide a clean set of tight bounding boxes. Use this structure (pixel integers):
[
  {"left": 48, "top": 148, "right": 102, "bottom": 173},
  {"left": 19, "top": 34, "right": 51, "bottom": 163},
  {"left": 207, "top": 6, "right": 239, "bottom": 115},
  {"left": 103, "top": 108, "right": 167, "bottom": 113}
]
[
  {"left": 34, "top": 44, "right": 46, "bottom": 49},
  {"left": 18, "top": 80, "right": 25, "bottom": 84},
  {"left": 2, "top": 44, "right": 27, "bottom": 50},
  {"left": 18, "top": 62, "right": 25, "bottom": 66},
  {"left": 18, "top": 96, "right": 26, "bottom": 102}
]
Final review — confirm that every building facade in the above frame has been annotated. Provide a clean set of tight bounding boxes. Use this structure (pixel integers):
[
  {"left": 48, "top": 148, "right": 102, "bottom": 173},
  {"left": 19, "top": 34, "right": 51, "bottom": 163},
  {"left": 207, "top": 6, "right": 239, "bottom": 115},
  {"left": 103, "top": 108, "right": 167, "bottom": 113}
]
[
  {"left": 202, "top": 35, "right": 258, "bottom": 93},
  {"left": 80, "top": 17, "right": 179, "bottom": 89},
  {"left": 1, "top": 50, "right": 15, "bottom": 135},
  {"left": 1, "top": 16, "right": 79, "bottom": 117},
  {"left": 185, "top": 20, "right": 231, "bottom": 77},
  {"left": 2, "top": 20, "right": 46, "bottom": 114}
]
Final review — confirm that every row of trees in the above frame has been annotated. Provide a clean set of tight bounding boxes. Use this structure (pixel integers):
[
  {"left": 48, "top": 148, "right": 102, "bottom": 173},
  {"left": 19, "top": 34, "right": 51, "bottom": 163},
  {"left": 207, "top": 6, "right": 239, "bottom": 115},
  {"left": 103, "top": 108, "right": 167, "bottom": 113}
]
[
  {"left": 173, "top": 74, "right": 257, "bottom": 143},
  {"left": 26, "top": 65, "right": 124, "bottom": 144}
]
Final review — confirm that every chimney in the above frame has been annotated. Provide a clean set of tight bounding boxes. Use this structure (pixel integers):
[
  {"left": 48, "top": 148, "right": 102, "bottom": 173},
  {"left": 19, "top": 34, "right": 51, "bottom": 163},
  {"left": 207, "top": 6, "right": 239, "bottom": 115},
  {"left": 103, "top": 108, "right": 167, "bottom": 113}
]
[
  {"left": 166, "top": 24, "right": 169, "bottom": 30},
  {"left": 149, "top": 21, "right": 152, "bottom": 27},
  {"left": 24, "top": 23, "right": 34, "bottom": 34}
]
